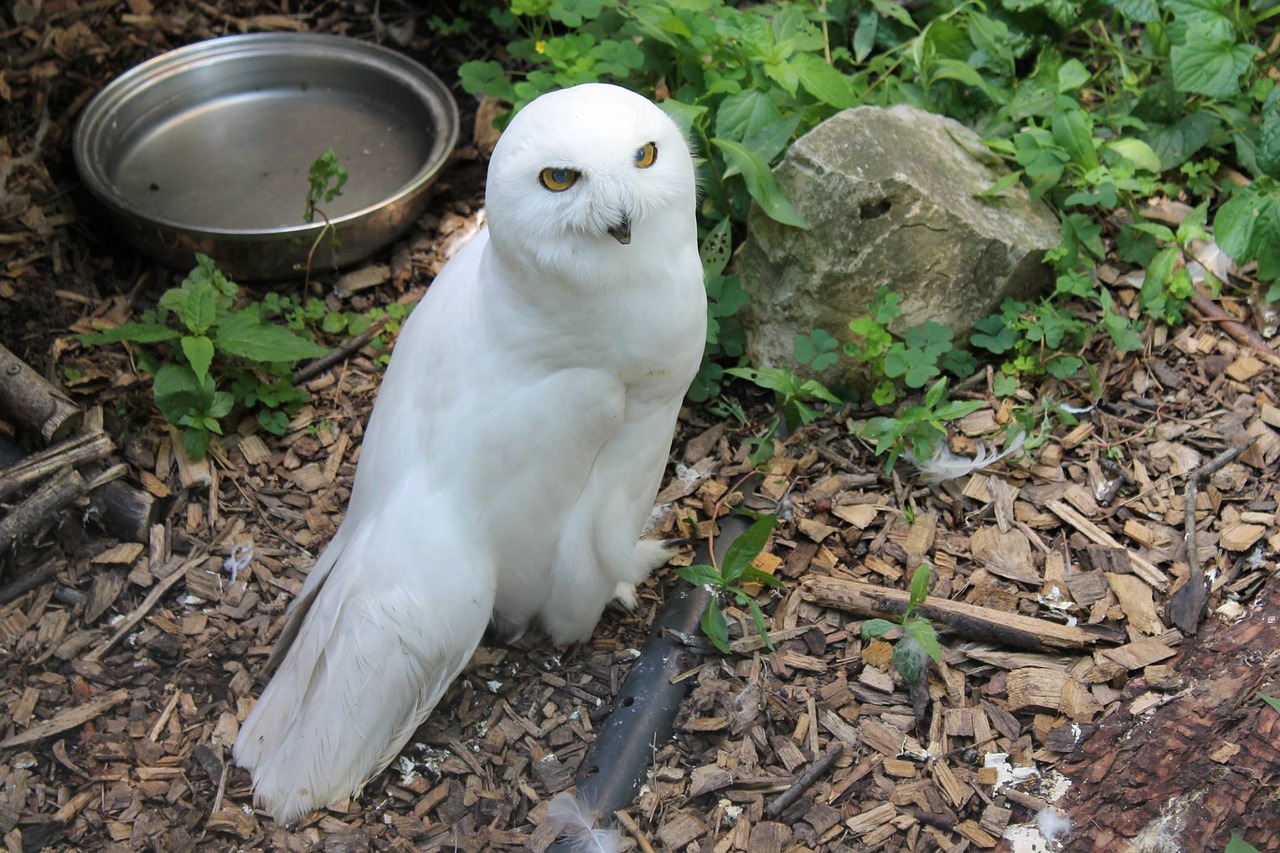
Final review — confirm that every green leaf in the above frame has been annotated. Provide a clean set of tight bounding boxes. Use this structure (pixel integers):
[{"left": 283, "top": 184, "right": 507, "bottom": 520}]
[
  {"left": 168, "top": 279, "right": 219, "bottom": 335},
  {"left": 1216, "top": 185, "right": 1280, "bottom": 281},
  {"left": 892, "top": 635, "right": 929, "bottom": 683},
  {"left": 215, "top": 313, "right": 328, "bottom": 362},
  {"left": 1260, "top": 89, "right": 1280, "bottom": 180},
  {"left": 861, "top": 618, "right": 895, "bottom": 639},
  {"left": 737, "top": 566, "right": 788, "bottom": 590},
  {"left": 1143, "top": 112, "right": 1218, "bottom": 170},
  {"left": 907, "top": 564, "right": 931, "bottom": 612},
  {"left": 975, "top": 171, "right": 1024, "bottom": 199},
  {"left": 903, "top": 617, "right": 942, "bottom": 663},
  {"left": 1171, "top": 21, "right": 1258, "bottom": 98},
  {"left": 183, "top": 427, "right": 211, "bottom": 461},
  {"left": 675, "top": 564, "right": 725, "bottom": 588},
  {"left": 711, "top": 138, "right": 808, "bottom": 229},
  {"left": 700, "top": 217, "right": 733, "bottom": 277},
  {"left": 721, "top": 514, "right": 777, "bottom": 584},
  {"left": 1108, "top": 0, "right": 1158, "bottom": 22},
  {"left": 740, "top": 597, "right": 774, "bottom": 649},
  {"left": 1051, "top": 107, "right": 1100, "bottom": 171},
  {"left": 78, "top": 322, "right": 182, "bottom": 346},
  {"left": 715, "top": 90, "right": 798, "bottom": 163},
  {"left": 1106, "top": 138, "right": 1163, "bottom": 173},
  {"left": 791, "top": 53, "right": 856, "bottom": 109},
  {"left": 852, "top": 9, "right": 878, "bottom": 62},
  {"left": 1057, "top": 59, "right": 1090, "bottom": 93},
  {"left": 701, "top": 599, "right": 731, "bottom": 653},
  {"left": 1261, "top": 692, "right": 1280, "bottom": 713},
  {"left": 1226, "top": 834, "right": 1262, "bottom": 853},
  {"left": 180, "top": 335, "right": 215, "bottom": 384}
]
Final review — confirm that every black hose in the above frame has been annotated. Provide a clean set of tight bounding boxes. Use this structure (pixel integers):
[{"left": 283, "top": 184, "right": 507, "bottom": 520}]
[{"left": 547, "top": 513, "right": 752, "bottom": 849}]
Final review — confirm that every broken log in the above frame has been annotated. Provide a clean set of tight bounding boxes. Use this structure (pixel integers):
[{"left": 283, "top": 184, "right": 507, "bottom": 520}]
[
  {"left": 0, "top": 466, "right": 88, "bottom": 558},
  {"left": 0, "top": 429, "right": 114, "bottom": 501},
  {"left": 0, "top": 343, "right": 82, "bottom": 443},
  {"left": 1058, "top": 575, "right": 1280, "bottom": 851},
  {"left": 0, "top": 430, "right": 156, "bottom": 544},
  {"left": 802, "top": 576, "right": 1115, "bottom": 652}
]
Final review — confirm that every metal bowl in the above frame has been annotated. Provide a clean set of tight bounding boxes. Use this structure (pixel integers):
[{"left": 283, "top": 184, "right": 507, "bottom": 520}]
[{"left": 74, "top": 33, "right": 459, "bottom": 281}]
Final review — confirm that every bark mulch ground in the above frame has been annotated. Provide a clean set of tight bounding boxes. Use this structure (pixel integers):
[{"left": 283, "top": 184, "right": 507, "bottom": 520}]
[{"left": 2, "top": 3, "right": 1279, "bottom": 852}]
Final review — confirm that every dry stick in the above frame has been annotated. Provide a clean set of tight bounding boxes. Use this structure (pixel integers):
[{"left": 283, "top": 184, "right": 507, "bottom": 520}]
[
  {"left": 84, "top": 552, "right": 206, "bottom": 662},
  {"left": 804, "top": 575, "right": 1109, "bottom": 651},
  {"left": 292, "top": 320, "right": 385, "bottom": 385},
  {"left": 612, "top": 810, "right": 656, "bottom": 853},
  {"left": 0, "top": 562, "right": 58, "bottom": 607},
  {"left": 1190, "top": 291, "right": 1280, "bottom": 369},
  {"left": 0, "top": 429, "right": 114, "bottom": 501},
  {"left": 1170, "top": 436, "right": 1260, "bottom": 634},
  {"left": 0, "top": 466, "right": 87, "bottom": 559},
  {"left": 765, "top": 742, "right": 845, "bottom": 819}
]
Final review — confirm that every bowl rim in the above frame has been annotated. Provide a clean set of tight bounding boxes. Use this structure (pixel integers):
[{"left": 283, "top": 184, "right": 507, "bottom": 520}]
[{"left": 72, "top": 31, "right": 460, "bottom": 239}]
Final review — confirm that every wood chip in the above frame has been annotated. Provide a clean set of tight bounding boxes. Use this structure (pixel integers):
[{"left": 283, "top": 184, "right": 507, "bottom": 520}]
[
  {"left": 1106, "top": 572, "right": 1163, "bottom": 635},
  {"left": 0, "top": 689, "right": 130, "bottom": 749},
  {"left": 845, "top": 802, "right": 898, "bottom": 835},
  {"left": 1046, "top": 500, "right": 1168, "bottom": 591},
  {"left": 831, "top": 503, "right": 878, "bottom": 528},
  {"left": 1100, "top": 636, "right": 1175, "bottom": 671},
  {"left": 1219, "top": 520, "right": 1266, "bottom": 551},
  {"left": 970, "top": 525, "right": 1040, "bottom": 584}
]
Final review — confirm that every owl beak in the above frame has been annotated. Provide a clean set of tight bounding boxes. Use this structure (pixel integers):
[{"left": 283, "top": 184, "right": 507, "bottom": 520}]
[{"left": 607, "top": 215, "right": 632, "bottom": 245}]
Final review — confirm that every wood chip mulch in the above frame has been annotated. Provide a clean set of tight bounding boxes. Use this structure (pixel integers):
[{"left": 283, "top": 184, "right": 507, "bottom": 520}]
[{"left": 3, "top": 2, "right": 1279, "bottom": 852}]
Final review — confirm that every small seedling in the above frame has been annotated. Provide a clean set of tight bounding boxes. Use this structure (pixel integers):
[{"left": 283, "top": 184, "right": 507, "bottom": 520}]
[
  {"left": 853, "top": 377, "right": 985, "bottom": 475},
  {"left": 304, "top": 148, "right": 348, "bottom": 224},
  {"left": 1260, "top": 692, "right": 1280, "bottom": 713},
  {"left": 675, "top": 514, "right": 786, "bottom": 654},
  {"left": 861, "top": 563, "right": 943, "bottom": 684},
  {"left": 301, "top": 148, "right": 350, "bottom": 280}
]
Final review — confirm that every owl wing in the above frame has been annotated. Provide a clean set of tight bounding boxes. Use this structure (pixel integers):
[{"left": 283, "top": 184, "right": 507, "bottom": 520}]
[{"left": 232, "top": 482, "right": 494, "bottom": 824}]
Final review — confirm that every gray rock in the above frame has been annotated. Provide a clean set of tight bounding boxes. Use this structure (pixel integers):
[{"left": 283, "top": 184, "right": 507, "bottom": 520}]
[{"left": 735, "top": 104, "right": 1061, "bottom": 390}]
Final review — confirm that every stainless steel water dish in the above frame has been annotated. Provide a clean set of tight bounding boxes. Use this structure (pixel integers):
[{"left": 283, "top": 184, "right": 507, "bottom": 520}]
[{"left": 74, "top": 33, "right": 459, "bottom": 281}]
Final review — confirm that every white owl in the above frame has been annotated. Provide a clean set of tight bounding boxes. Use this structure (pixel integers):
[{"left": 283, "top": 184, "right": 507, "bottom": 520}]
[{"left": 232, "top": 83, "right": 707, "bottom": 824}]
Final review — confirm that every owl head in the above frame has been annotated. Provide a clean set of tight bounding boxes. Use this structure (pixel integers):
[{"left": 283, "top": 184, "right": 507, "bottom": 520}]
[{"left": 484, "top": 83, "right": 698, "bottom": 284}]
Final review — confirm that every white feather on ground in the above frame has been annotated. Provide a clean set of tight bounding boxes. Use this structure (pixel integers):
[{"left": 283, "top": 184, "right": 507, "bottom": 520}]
[
  {"left": 912, "top": 429, "right": 1027, "bottom": 484},
  {"left": 232, "top": 83, "right": 706, "bottom": 824},
  {"left": 545, "top": 791, "right": 623, "bottom": 853}
]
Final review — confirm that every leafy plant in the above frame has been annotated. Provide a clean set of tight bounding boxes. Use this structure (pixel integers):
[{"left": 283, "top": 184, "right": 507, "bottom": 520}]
[
  {"left": 675, "top": 514, "right": 785, "bottom": 654},
  {"left": 1226, "top": 835, "right": 1261, "bottom": 853},
  {"left": 853, "top": 377, "right": 985, "bottom": 474},
  {"left": 861, "top": 563, "right": 943, "bottom": 684},
  {"left": 79, "top": 255, "right": 328, "bottom": 459},
  {"left": 304, "top": 148, "right": 349, "bottom": 224},
  {"left": 301, "top": 148, "right": 350, "bottom": 278},
  {"left": 844, "top": 288, "right": 977, "bottom": 405},
  {"left": 1261, "top": 692, "right": 1280, "bottom": 713}
]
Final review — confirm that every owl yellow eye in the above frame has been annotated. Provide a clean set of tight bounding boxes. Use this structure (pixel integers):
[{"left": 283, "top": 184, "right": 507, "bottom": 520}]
[
  {"left": 635, "top": 142, "right": 658, "bottom": 168},
  {"left": 539, "top": 167, "right": 579, "bottom": 192}
]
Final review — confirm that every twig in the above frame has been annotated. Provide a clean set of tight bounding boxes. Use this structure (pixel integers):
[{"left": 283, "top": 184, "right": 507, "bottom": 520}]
[
  {"left": 765, "top": 742, "right": 845, "bottom": 818},
  {"left": 0, "top": 562, "right": 58, "bottom": 606},
  {"left": 1170, "top": 436, "right": 1259, "bottom": 634},
  {"left": 0, "top": 466, "right": 87, "bottom": 558},
  {"left": 292, "top": 320, "right": 385, "bottom": 385},
  {"left": 1190, "top": 291, "right": 1280, "bottom": 369},
  {"left": 0, "top": 428, "right": 113, "bottom": 501},
  {"left": 612, "top": 810, "right": 656, "bottom": 853},
  {"left": 84, "top": 552, "right": 206, "bottom": 661}
]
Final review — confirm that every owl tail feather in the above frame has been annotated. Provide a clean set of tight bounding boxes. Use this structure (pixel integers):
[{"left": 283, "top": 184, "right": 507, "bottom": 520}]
[{"left": 546, "top": 791, "right": 624, "bottom": 853}]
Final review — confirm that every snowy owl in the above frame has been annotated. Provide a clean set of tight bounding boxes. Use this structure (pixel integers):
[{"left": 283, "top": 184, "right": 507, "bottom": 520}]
[{"left": 231, "top": 83, "right": 707, "bottom": 824}]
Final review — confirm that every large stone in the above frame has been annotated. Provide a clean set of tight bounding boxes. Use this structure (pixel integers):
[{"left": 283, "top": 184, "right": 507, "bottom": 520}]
[{"left": 736, "top": 105, "right": 1061, "bottom": 390}]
